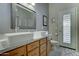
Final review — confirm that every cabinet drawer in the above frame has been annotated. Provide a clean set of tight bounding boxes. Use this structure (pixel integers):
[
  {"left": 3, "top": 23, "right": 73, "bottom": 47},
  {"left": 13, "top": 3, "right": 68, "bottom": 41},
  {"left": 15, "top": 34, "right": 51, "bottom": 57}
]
[
  {"left": 40, "top": 51, "right": 46, "bottom": 56},
  {"left": 40, "top": 43, "right": 46, "bottom": 53},
  {"left": 40, "top": 38, "right": 46, "bottom": 45},
  {"left": 28, "top": 48, "right": 39, "bottom": 56},
  {"left": 16, "top": 45, "right": 26, "bottom": 56},
  {"left": 1, "top": 45, "right": 26, "bottom": 56},
  {"left": 27, "top": 41, "right": 39, "bottom": 52}
]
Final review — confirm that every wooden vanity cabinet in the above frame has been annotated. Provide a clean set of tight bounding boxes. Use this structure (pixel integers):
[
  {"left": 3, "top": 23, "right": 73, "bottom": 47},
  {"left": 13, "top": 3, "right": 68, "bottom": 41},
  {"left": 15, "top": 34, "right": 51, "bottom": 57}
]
[{"left": 0, "top": 37, "right": 52, "bottom": 56}]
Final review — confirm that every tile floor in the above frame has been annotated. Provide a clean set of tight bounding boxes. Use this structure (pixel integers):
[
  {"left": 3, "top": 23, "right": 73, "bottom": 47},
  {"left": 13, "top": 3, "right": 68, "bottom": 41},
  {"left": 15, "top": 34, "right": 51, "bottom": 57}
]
[{"left": 48, "top": 46, "right": 79, "bottom": 56}]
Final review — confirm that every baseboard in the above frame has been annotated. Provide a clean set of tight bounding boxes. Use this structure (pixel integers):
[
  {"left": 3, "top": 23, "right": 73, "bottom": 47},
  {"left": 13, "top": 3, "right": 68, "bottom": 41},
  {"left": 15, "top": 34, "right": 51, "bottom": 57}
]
[{"left": 59, "top": 45, "right": 76, "bottom": 50}]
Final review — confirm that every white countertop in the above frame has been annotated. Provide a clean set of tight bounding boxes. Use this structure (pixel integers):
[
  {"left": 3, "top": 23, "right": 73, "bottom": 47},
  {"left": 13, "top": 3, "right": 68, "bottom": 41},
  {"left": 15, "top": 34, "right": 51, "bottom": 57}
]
[
  {"left": 4, "top": 31, "right": 48, "bottom": 36},
  {"left": 0, "top": 31, "right": 49, "bottom": 54},
  {"left": 4, "top": 32, "right": 33, "bottom": 36}
]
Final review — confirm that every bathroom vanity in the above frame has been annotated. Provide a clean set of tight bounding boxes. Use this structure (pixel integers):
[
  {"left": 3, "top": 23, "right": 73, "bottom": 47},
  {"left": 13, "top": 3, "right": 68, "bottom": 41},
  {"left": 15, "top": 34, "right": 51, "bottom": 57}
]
[{"left": 0, "top": 31, "right": 52, "bottom": 56}]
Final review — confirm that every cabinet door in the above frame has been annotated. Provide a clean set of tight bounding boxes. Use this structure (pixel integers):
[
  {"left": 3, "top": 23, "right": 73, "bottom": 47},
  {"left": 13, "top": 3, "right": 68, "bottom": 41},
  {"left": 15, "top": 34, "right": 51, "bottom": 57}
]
[
  {"left": 28, "top": 48, "right": 39, "bottom": 56},
  {"left": 1, "top": 45, "right": 26, "bottom": 56},
  {"left": 16, "top": 45, "right": 26, "bottom": 56},
  {"left": 40, "top": 43, "right": 47, "bottom": 56},
  {"left": 47, "top": 40, "right": 52, "bottom": 55},
  {"left": 40, "top": 43, "right": 46, "bottom": 53},
  {"left": 40, "top": 38, "right": 46, "bottom": 45},
  {"left": 27, "top": 41, "right": 39, "bottom": 52},
  {"left": 40, "top": 51, "right": 46, "bottom": 56}
]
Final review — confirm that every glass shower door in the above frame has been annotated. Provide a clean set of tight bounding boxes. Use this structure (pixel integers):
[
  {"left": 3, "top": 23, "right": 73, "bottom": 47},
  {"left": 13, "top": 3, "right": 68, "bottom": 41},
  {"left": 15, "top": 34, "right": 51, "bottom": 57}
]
[{"left": 58, "top": 7, "right": 76, "bottom": 49}]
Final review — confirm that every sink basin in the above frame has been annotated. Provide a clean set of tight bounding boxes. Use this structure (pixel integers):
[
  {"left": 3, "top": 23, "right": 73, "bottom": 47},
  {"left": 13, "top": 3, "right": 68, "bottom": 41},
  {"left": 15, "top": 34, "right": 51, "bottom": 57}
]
[
  {"left": 33, "top": 31, "right": 42, "bottom": 39},
  {"left": 33, "top": 31, "right": 48, "bottom": 39},
  {"left": 41, "top": 31, "right": 48, "bottom": 36},
  {"left": 0, "top": 32, "right": 33, "bottom": 51}
]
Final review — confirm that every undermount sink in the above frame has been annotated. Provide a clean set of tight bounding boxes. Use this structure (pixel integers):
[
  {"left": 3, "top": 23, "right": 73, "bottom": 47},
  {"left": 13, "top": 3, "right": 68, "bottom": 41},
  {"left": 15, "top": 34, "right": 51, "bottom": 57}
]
[
  {"left": 0, "top": 32, "right": 33, "bottom": 51},
  {"left": 33, "top": 31, "right": 48, "bottom": 39},
  {"left": 33, "top": 31, "right": 42, "bottom": 39}
]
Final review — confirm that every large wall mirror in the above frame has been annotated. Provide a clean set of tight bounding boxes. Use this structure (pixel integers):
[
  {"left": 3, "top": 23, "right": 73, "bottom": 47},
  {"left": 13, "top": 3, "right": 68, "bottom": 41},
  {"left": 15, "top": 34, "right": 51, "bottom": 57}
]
[{"left": 11, "top": 3, "right": 36, "bottom": 29}]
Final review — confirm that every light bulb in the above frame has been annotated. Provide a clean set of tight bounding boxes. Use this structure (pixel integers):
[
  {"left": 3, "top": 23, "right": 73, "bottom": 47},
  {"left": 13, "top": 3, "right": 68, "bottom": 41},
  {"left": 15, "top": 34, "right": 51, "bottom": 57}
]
[{"left": 31, "top": 3, "right": 35, "bottom": 6}]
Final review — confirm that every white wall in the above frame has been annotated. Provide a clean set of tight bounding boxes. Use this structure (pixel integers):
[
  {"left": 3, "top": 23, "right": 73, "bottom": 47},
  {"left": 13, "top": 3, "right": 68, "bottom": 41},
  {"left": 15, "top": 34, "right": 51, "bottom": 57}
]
[
  {"left": 0, "top": 3, "right": 15, "bottom": 34},
  {"left": 35, "top": 3, "right": 49, "bottom": 31},
  {"left": 49, "top": 3, "right": 79, "bottom": 41}
]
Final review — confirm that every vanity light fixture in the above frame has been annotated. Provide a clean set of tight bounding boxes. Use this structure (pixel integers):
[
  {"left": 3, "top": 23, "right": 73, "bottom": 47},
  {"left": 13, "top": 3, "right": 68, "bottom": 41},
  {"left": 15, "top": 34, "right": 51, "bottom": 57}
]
[
  {"left": 31, "top": 3, "right": 35, "bottom": 6},
  {"left": 28, "top": 3, "right": 35, "bottom": 6}
]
